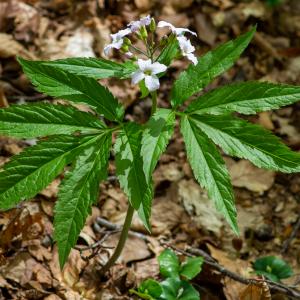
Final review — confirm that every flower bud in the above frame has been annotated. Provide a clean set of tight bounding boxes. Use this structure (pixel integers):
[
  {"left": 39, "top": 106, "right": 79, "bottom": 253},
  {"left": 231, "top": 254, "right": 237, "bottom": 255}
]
[
  {"left": 123, "top": 37, "right": 132, "bottom": 46},
  {"left": 139, "top": 25, "right": 148, "bottom": 39},
  {"left": 121, "top": 44, "right": 129, "bottom": 53},
  {"left": 150, "top": 18, "right": 156, "bottom": 32}
]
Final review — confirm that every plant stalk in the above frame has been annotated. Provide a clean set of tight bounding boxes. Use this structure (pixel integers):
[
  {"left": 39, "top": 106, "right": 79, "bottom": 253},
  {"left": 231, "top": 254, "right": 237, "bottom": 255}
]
[{"left": 100, "top": 204, "right": 135, "bottom": 274}]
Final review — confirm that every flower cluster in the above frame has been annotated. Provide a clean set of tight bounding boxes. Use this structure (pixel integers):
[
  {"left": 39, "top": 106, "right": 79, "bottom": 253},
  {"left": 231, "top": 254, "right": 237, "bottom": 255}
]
[{"left": 104, "top": 16, "right": 198, "bottom": 92}]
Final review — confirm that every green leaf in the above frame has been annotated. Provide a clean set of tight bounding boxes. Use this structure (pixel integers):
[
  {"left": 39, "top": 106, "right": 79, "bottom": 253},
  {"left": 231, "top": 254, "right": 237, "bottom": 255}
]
[
  {"left": 18, "top": 58, "right": 124, "bottom": 122},
  {"left": 159, "top": 279, "right": 200, "bottom": 300},
  {"left": 191, "top": 114, "right": 300, "bottom": 173},
  {"left": 40, "top": 57, "right": 136, "bottom": 79},
  {"left": 177, "top": 281, "right": 200, "bottom": 300},
  {"left": 180, "top": 257, "right": 204, "bottom": 280},
  {"left": 158, "top": 249, "right": 180, "bottom": 278},
  {"left": 138, "top": 109, "right": 175, "bottom": 230},
  {"left": 114, "top": 123, "right": 147, "bottom": 210},
  {"left": 157, "top": 36, "right": 179, "bottom": 66},
  {"left": 0, "top": 134, "right": 99, "bottom": 210},
  {"left": 180, "top": 115, "right": 238, "bottom": 233},
  {"left": 171, "top": 27, "right": 256, "bottom": 107},
  {"left": 159, "top": 277, "right": 181, "bottom": 300},
  {"left": 253, "top": 256, "right": 293, "bottom": 282},
  {"left": 0, "top": 103, "right": 105, "bottom": 138},
  {"left": 54, "top": 132, "right": 111, "bottom": 268},
  {"left": 187, "top": 81, "right": 300, "bottom": 115},
  {"left": 139, "top": 279, "right": 163, "bottom": 298}
]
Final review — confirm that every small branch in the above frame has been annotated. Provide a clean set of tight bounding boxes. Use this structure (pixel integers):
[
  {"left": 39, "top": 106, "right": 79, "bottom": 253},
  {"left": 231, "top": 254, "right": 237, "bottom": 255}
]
[{"left": 281, "top": 214, "right": 300, "bottom": 253}]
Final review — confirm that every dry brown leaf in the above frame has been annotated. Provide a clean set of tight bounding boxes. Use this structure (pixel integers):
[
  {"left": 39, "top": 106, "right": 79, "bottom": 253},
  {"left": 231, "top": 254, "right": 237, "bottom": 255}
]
[
  {"left": 0, "top": 33, "right": 35, "bottom": 59},
  {"left": 178, "top": 179, "right": 224, "bottom": 236},
  {"left": 226, "top": 159, "right": 275, "bottom": 193},
  {"left": 195, "top": 13, "right": 217, "bottom": 46}
]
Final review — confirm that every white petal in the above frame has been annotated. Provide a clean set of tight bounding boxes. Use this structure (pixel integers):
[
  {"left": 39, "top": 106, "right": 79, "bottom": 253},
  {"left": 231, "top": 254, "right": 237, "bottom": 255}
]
[
  {"left": 140, "top": 15, "right": 151, "bottom": 26},
  {"left": 145, "top": 75, "right": 160, "bottom": 92},
  {"left": 125, "top": 51, "right": 133, "bottom": 58},
  {"left": 177, "top": 36, "right": 195, "bottom": 54},
  {"left": 112, "top": 39, "right": 124, "bottom": 50},
  {"left": 137, "top": 59, "right": 152, "bottom": 71},
  {"left": 174, "top": 28, "right": 197, "bottom": 36},
  {"left": 157, "top": 21, "right": 175, "bottom": 31},
  {"left": 104, "top": 45, "right": 113, "bottom": 56},
  {"left": 129, "top": 20, "right": 141, "bottom": 32},
  {"left": 117, "top": 28, "right": 132, "bottom": 38},
  {"left": 149, "top": 62, "right": 167, "bottom": 75},
  {"left": 131, "top": 70, "right": 145, "bottom": 84},
  {"left": 187, "top": 53, "right": 198, "bottom": 65}
]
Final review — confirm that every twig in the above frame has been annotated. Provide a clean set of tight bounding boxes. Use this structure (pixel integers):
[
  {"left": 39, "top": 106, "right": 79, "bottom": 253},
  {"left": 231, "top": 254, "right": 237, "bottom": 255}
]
[
  {"left": 89, "top": 218, "right": 300, "bottom": 298},
  {"left": 281, "top": 214, "right": 300, "bottom": 253}
]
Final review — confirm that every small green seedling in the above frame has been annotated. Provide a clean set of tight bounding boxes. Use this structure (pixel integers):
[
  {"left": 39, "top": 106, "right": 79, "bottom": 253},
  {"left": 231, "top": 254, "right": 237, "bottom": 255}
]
[
  {"left": 130, "top": 249, "right": 203, "bottom": 300},
  {"left": 1, "top": 16, "right": 300, "bottom": 271},
  {"left": 253, "top": 256, "right": 293, "bottom": 282}
]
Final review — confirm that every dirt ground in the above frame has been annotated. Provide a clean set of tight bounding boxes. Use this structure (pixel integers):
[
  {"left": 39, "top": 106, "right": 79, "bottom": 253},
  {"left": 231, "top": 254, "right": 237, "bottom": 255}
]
[{"left": 0, "top": 0, "right": 300, "bottom": 299}]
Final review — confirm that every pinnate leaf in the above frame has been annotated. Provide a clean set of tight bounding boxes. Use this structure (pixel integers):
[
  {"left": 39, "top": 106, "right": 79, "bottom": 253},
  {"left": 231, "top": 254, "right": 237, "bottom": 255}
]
[
  {"left": 115, "top": 123, "right": 148, "bottom": 210},
  {"left": 181, "top": 115, "right": 238, "bottom": 233},
  {"left": 141, "top": 108, "right": 175, "bottom": 179},
  {"left": 18, "top": 57, "right": 124, "bottom": 122},
  {"left": 0, "top": 103, "right": 105, "bottom": 138},
  {"left": 0, "top": 134, "right": 99, "bottom": 210},
  {"left": 41, "top": 57, "right": 136, "bottom": 79},
  {"left": 54, "top": 132, "right": 111, "bottom": 268},
  {"left": 191, "top": 114, "right": 300, "bottom": 173},
  {"left": 171, "top": 26, "right": 256, "bottom": 107},
  {"left": 138, "top": 109, "right": 175, "bottom": 230},
  {"left": 187, "top": 81, "right": 300, "bottom": 115}
]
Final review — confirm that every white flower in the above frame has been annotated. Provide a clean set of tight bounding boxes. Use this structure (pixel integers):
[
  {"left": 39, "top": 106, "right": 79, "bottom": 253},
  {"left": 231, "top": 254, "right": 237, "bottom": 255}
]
[
  {"left": 129, "top": 15, "right": 151, "bottom": 32},
  {"left": 104, "top": 28, "right": 131, "bottom": 56},
  {"left": 131, "top": 59, "right": 167, "bottom": 92},
  {"left": 157, "top": 21, "right": 197, "bottom": 37},
  {"left": 177, "top": 36, "right": 198, "bottom": 65}
]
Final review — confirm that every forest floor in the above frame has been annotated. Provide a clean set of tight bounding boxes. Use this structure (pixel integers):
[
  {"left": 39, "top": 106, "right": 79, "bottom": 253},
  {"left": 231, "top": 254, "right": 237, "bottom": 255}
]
[{"left": 0, "top": 0, "right": 300, "bottom": 299}]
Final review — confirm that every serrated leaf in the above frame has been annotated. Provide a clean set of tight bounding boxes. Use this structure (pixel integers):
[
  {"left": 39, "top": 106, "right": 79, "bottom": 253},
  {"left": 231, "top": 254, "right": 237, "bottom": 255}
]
[
  {"left": 187, "top": 81, "right": 300, "bottom": 115},
  {"left": 141, "top": 108, "right": 175, "bottom": 180},
  {"left": 171, "top": 27, "right": 256, "bottom": 107},
  {"left": 157, "top": 36, "right": 179, "bottom": 66},
  {"left": 158, "top": 249, "right": 180, "bottom": 278},
  {"left": 115, "top": 123, "right": 147, "bottom": 210},
  {"left": 138, "top": 109, "right": 175, "bottom": 230},
  {"left": 0, "top": 134, "right": 99, "bottom": 210},
  {"left": 18, "top": 58, "right": 124, "bottom": 122},
  {"left": 40, "top": 57, "right": 136, "bottom": 79},
  {"left": 0, "top": 103, "right": 105, "bottom": 138},
  {"left": 54, "top": 132, "right": 111, "bottom": 268},
  {"left": 180, "top": 257, "right": 204, "bottom": 280},
  {"left": 191, "top": 114, "right": 300, "bottom": 173},
  {"left": 180, "top": 115, "right": 238, "bottom": 233}
]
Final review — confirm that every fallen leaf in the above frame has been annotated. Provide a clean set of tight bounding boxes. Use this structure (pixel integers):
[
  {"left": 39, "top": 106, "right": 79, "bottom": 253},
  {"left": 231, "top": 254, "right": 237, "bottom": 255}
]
[
  {"left": 226, "top": 159, "right": 275, "bottom": 193},
  {"left": 178, "top": 179, "right": 224, "bottom": 236}
]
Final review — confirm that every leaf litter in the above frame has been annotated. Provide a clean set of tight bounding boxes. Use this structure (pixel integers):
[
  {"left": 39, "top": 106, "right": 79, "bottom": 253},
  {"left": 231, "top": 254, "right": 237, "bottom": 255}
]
[{"left": 0, "top": 0, "right": 300, "bottom": 299}]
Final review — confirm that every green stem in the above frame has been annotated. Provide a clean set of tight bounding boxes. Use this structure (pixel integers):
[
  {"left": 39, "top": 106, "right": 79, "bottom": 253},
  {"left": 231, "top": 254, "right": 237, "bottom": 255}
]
[
  {"left": 150, "top": 91, "right": 157, "bottom": 116},
  {"left": 100, "top": 205, "right": 135, "bottom": 274}
]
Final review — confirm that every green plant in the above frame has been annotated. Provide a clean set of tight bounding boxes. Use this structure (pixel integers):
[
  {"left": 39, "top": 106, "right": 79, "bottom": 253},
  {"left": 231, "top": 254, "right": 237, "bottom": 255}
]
[
  {"left": 253, "top": 256, "right": 293, "bottom": 282},
  {"left": 130, "top": 249, "right": 203, "bottom": 299},
  {"left": 1, "top": 17, "right": 300, "bottom": 271}
]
